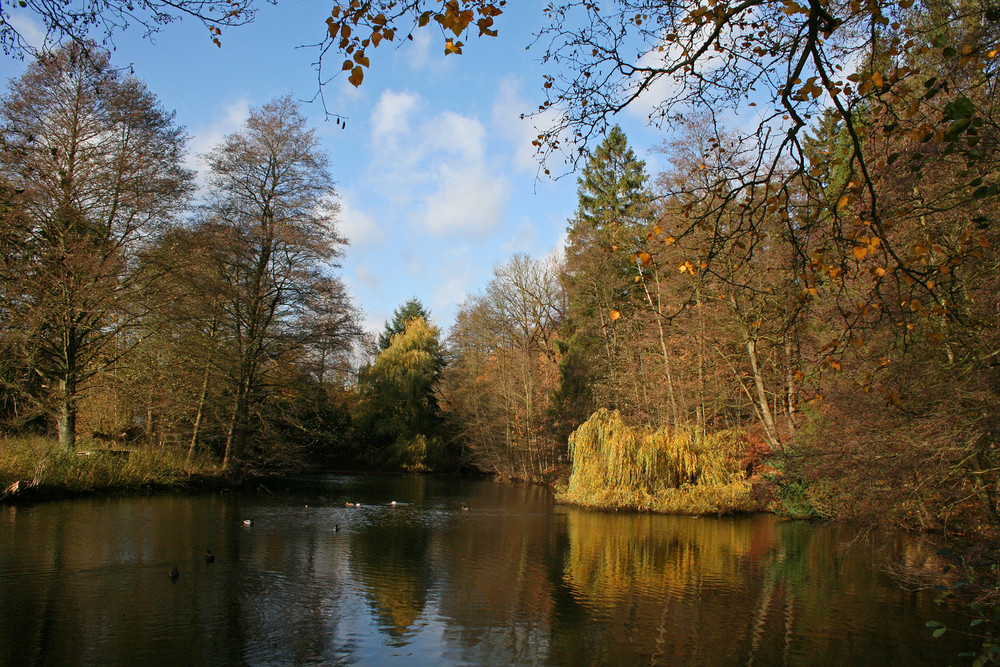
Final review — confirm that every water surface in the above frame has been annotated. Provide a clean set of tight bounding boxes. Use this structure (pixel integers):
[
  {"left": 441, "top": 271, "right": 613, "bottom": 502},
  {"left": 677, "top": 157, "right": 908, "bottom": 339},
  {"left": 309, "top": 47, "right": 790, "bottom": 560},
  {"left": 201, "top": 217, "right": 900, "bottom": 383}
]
[{"left": 0, "top": 474, "right": 979, "bottom": 665}]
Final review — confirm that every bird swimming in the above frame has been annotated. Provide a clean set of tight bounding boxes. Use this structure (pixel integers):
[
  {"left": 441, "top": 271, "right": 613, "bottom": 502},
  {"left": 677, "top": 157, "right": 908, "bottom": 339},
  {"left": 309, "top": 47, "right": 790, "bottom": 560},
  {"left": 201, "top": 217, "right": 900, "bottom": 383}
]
[
  {"left": 205, "top": 550, "right": 215, "bottom": 564},
  {"left": 169, "top": 566, "right": 179, "bottom": 580},
  {"left": 243, "top": 519, "right": 254, "bottom": 527},
  {"left": 461, "top": 504, "right": 469, "bottom": 511}
]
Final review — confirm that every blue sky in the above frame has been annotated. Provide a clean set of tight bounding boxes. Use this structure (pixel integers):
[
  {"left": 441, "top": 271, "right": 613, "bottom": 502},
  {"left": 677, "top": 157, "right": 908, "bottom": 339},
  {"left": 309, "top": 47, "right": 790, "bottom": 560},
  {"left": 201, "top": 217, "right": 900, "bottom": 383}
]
[{"left": 1, "top": 2, "right": 667, "bottom": 335}]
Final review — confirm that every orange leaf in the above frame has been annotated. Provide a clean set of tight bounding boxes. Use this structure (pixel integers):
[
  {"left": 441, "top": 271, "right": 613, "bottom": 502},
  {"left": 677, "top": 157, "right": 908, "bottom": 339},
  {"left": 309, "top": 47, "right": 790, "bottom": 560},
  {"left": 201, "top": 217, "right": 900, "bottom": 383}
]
[
  {"left": 348, "top": 66, "right": 364, "bottom": 87},
  {"left": 853, "top": 246, "right": 867, "bottom": 261},
  {"left": 609, "top": 310, "right": 621, "bottom": 321}
]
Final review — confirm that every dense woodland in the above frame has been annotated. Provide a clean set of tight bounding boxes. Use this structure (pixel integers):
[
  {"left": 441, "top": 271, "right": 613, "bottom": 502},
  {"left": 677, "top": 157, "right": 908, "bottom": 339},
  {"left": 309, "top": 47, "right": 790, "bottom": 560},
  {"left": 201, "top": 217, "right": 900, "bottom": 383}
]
[{"left": 0, "top": 0, "right": 998, "bottom": 561}]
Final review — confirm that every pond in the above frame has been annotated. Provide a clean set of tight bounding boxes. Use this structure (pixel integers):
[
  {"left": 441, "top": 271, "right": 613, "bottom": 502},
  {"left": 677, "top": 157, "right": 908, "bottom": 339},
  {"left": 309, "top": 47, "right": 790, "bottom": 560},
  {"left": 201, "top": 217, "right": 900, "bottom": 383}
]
[{"left": 0, "top": 474, "right": 982, "bottom": 665}]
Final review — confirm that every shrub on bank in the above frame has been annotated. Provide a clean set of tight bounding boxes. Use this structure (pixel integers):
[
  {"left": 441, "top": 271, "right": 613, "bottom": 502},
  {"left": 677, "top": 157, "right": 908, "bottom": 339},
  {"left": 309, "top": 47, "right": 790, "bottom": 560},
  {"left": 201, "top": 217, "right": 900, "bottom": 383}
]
[
  {"left": 557, "top": 409, "right": 763, "bottom": 515},
  {"left": 0, "top": 436, "right": 218, "bottom": 497}
]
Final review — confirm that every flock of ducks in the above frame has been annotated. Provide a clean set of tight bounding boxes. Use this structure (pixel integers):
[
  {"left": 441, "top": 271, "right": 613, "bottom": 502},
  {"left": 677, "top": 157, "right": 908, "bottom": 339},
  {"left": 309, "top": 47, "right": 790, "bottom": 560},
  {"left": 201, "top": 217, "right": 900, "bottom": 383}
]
[{"left": 168, "top": 500, "right": 471, "bottom": 580}]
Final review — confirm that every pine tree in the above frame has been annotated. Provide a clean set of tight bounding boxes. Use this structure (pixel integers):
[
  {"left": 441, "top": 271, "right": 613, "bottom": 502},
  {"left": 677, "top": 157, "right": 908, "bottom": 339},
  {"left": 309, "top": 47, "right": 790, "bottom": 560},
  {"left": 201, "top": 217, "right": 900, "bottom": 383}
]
[
  {"left": 378, "top": 298, "right": 432, "bottom": 351},
  {"left": 560, "top": 125, "right": 652, "bottom": 422}
]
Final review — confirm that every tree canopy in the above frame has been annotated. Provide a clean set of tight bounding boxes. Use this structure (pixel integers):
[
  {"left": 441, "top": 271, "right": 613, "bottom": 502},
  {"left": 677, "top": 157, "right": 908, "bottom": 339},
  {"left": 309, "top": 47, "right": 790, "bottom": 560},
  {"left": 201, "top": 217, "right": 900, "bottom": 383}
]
[{"left": 0, "top": 42, "right": 193, "bottom": 447}]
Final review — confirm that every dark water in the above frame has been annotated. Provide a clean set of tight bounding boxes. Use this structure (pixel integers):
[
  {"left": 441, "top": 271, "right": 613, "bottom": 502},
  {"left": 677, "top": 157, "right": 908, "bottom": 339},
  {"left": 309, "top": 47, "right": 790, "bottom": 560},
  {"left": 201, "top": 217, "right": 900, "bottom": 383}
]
[{"left": 0, "top": 474, "right": 983, "bottom": 665}]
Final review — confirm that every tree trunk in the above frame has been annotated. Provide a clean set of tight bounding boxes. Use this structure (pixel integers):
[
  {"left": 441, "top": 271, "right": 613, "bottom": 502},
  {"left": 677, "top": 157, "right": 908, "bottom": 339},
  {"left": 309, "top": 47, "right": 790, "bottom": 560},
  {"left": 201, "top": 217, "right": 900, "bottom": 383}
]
[
  {"left": 57, "top": 377, "right": 77, "bottom": 448},
  {"left": 784, "top": 338, "right": 797, "bottom": 435},
  {"left": 746, "top": 337, "right": 780, "bottom": 449},
  {"left": 186, "top": 360, "right": 212, "bottom": 470},
  {"left": 639, "top": 263, "right": 680, "bottom": 426}
]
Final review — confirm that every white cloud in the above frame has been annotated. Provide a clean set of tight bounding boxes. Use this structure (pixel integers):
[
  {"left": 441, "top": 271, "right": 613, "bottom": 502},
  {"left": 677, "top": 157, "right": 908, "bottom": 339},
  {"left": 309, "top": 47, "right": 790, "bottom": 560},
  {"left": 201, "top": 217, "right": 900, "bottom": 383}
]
[
  {"left": 365, "top": 89, "right": 512, "bottom": 237},
  {"left": 491, "top": 76, "right": 575, "bottom": 179},
  {"left": 185, "top": 99, "right": 251, "bottom": 189},
  {"left": 6, "top": 13, "right": 46, "bottom": 51},
  {"left": 421, "top": 161, "right": 510, "bottom": 235},
  {"left": 425, "top": 110, "right": 486, "bottom": 161},
  {"left": 371, "top": 89, "right": 421, "bottom": 141},
  {"left": 492, "top": 77, "right": 545, "bottom": 174},
  {"left": 337, "top": 191, "right": 384, "bottom": 247},
  {"left": 407, "top": 30, "right": 434, "bottom": 70}
]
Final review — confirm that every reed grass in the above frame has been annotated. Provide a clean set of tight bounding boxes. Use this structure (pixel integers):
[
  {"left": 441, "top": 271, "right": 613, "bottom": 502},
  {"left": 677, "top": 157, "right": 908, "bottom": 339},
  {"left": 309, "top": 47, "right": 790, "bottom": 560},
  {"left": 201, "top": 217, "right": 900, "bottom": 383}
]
[
  {"left": 558, "top": 409, "right": 761, "bottom": 514},
  {"left": 0, "top": 435, "right": 220, "bottom": 497}
]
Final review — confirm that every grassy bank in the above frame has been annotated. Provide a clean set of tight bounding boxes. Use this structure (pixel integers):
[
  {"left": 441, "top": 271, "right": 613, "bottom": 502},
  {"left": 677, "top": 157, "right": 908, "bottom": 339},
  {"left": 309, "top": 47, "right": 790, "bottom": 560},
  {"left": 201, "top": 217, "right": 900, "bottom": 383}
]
[
  {"left": 0, "top": 436, "right": 227, "bottom": 501},
  {"left": 556, "top": 409, "right": 765, "bottom": 515}
]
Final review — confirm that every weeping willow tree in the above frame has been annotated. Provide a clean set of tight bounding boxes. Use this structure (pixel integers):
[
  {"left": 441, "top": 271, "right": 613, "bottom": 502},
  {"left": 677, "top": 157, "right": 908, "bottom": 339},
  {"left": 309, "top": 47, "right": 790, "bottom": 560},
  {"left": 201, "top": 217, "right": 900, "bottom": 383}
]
[
  {"left": 356, "top": 316, "right": 444, "bottom": 471},
  {"left": 559, "top": 409, "right": 760, "bottom": 514}
]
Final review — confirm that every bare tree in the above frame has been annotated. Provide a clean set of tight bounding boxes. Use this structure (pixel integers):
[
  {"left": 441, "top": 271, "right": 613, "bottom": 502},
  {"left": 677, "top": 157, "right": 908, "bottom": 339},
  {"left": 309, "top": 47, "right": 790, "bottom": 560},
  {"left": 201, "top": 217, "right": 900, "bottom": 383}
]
[
  {"left": 1, "top": 0, "right": 255, "bottom": 60},
  {"left": 0, "top": 43, "right": 193, "bottom": 447},
  {"left": 200, "top": 95, "right": 346, "bottom": 475}
]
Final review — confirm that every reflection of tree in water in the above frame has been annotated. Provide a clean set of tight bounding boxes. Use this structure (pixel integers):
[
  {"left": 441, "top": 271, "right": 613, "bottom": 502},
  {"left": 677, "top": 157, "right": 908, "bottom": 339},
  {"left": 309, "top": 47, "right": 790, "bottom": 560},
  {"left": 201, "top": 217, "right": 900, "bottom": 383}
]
[
  {"left": 350, "top": 510, "right": 430, "bottom": 639},
  {"left": 550, "top": 512, "right": 973, "bottom": 665},
  {"left": 432, "top": 483, "right": 559, "bottom": 664},
  {"left": 552, "top": 510, "right": 763, "bottom": 664}
]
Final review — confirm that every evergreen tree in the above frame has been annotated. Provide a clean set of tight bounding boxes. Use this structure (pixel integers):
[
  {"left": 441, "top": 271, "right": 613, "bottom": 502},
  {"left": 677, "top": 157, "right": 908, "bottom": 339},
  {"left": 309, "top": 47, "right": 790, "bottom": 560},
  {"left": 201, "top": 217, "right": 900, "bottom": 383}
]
[
  {"left": 378, "top": 297, "right": 432, "bottom": 351},
  {"left": 358, "top": 316, "right": 444, "bottom": 471},
  {"left": 560, "top": 125, "right": 653, "bottom": 422}
]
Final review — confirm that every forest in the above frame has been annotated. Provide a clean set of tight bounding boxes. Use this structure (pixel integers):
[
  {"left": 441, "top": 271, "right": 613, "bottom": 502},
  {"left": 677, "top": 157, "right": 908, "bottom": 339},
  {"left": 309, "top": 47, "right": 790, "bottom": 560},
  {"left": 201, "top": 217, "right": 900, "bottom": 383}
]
[{"left": 0, "top": 0, "right": 997, "bottom": 569}]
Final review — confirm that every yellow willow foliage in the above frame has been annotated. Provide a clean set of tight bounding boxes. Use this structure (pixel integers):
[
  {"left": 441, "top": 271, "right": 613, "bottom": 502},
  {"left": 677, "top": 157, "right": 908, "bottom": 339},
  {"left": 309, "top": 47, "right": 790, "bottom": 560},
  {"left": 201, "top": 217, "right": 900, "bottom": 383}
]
[
  {"left": 560, "top": 409, "right": 758, "bottom": 514},
  {"left": 373, "top": 317, "right": 440, "bottom": 388}
]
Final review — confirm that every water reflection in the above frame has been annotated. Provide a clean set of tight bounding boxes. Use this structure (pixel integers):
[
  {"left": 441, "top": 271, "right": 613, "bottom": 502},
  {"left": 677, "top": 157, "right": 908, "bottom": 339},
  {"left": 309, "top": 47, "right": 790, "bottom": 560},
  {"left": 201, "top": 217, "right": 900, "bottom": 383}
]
[{"left": 0, "top": 476, "right": 978, "bottom": 665}]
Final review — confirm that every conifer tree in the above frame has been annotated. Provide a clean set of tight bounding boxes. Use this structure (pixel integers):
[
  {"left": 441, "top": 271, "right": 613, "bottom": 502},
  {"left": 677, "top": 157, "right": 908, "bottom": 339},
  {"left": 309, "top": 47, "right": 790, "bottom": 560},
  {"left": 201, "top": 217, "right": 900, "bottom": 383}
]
[
  {"left": 378, "top": 298, "right": 432, "bottom": 351},
  {"left": 561, "top": 125, "right": 652, "bottom": 422}
]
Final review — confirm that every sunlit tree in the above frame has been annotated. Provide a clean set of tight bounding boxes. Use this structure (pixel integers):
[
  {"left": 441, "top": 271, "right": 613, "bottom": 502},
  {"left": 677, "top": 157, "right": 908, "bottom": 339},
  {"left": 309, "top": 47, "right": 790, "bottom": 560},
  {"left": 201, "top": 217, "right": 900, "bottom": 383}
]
[
  {"left": 200, "top": 95, "right": 346, "bottom": 475},
  {"left": 0, "top": 43, "right": 193, "bottom": 447}
]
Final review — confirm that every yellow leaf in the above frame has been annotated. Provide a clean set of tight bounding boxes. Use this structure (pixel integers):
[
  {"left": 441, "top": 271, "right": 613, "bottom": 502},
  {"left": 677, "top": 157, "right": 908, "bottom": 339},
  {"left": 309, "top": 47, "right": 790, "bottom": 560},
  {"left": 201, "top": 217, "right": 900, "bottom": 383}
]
[
  {"left": 874, "top": 267, "right": 887, "bottom": 277},
  {"left": 853, "top": 245, "right": 867, "bottom": 261},
  {"left": 609, "top": 310, "right": 621, "bottom": 321},
  {"left": 638, "top": 252, "right": 652, "bottom": 266},
  {"left": 837, "top": 195, "right": 851, "bottom": 210}
]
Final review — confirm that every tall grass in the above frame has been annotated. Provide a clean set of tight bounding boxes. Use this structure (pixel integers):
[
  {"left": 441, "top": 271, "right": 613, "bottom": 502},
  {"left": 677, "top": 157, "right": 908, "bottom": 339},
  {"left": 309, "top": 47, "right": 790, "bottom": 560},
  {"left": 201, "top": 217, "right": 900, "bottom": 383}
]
[
  {"left": 0, "top": 436, "right": 220, "bottom": 497},
  {"left": 557, "top": 409, "right": 761, "bottom": 514}
]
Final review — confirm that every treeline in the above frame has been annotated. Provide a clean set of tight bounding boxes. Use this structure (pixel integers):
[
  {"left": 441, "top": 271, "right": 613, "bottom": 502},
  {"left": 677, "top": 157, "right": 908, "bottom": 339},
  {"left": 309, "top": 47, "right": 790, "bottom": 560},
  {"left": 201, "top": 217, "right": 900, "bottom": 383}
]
[
  {"left": 2, "top": 0, "right": 999, "bottom": 545},
  {"left": 435, "top": 0, "right": 999, "bottom": 539},
  {"left": 0, "top": 45, "right": 362, "bottom": 478}
]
